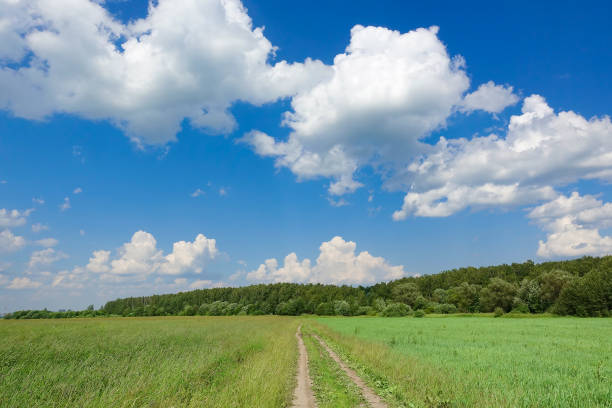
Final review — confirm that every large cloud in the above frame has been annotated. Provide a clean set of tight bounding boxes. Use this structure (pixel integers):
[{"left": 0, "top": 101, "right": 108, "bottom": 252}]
[
  {"left": 0, "top": 0, "right": 330, "bottom": 145},
  {"left": 528, "top": 192, "right": 612, "bottom": 258},
  {"left": 393, "top": 95, "right": 612, "bottom": 219},
  {"left": 246, "top": 236, "right": 404, "bottom": 285},
  {"left": 244, "top": 25, "right": 485, "bottom": 195}
]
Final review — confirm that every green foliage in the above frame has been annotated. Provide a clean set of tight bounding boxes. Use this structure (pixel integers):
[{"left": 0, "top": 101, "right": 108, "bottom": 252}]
[
  {"left": 392, "top": 283, "right": 421, "bottom": 306},
  {"left": 480, "top": 278, "right": 517, "bottom": 312},
  {"left": 414, "top": 310, "right": 426, "bottom": 318},
  {"left": 382, "top": 302, "right": 411, "bottom": 317},
  {"left": 494, "top": 307, "right": 504, "bottom": 317}
]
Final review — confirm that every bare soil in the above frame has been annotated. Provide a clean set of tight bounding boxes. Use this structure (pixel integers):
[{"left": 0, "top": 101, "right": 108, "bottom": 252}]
[{"left": 291, "top": 326, "right": 317, "bottom": 408}]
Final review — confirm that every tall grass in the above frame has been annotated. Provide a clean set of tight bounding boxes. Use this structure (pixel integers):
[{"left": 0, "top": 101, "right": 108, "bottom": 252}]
[
  {"left": 0, "top": 316, "right": 299, "bottom": 407},
  {"left": 312, "top": 316, "right": 612, "bottom": 407}
]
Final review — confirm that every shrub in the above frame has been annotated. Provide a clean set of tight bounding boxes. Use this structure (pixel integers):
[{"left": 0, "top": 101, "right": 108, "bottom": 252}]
[
  {"left": 494, "top": 307, "right": 504, "bottom": 317},
  {"left": 382, "top": 302, "right": 411, "bottom": 317},
  {"left": 414, "top": 310, "right": 425, "bottom": 318}
]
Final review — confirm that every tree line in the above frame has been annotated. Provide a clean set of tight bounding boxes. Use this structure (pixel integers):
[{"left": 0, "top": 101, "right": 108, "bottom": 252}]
[{"left": 4, "top": 255, "right": 611, "bottom": 319}]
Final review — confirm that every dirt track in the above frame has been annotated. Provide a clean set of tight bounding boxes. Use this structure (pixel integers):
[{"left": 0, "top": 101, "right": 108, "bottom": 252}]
[
  {"left": 291, "top": 326, "right": 317, "bottom": 408},
  {"left": 313, "top": 334, "right": 388, "bottom": 408}
]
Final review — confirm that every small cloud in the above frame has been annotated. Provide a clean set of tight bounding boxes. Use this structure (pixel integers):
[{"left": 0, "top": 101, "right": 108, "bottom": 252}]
[
  {"left": 73, "top": 187, "right": 83, "bottom": 194},
  {"left": 368, "top": 206, "right": 382, "bottom": 216},
  {"left": 237, "top": 260, "right": 247, "bottom": 267},
  {"left": 60, "top": 197, "right": 71, "bottom": 211},
  {"left": 28, "top": 248, "right": 68, "bottom": 269},
  {"left": 32, "top": 197, "right": 45, "bottom": 205},
  {"left": 229, "top": 271, "right": 243, "bottom": 281},
  {"left": 7, "top": 277, "right": 42, "bottom": 290},
  {"left": 35, "top": 238, "right": 59, "bottom": 248},
  {"left": 72, "top": 146, "right": 85, "bottom": 163},
  {"left": 219, "top": 187, "right": 228, "bottom": 196},
  {"left": 79, "top": 229, "right": 85, "bottom": 236},
  {"left": 32, "top": 223, "right": 49, "bottom": 233},
  {"left": 0, "top": 180, "right": 7, "bottom": 184},
  {"left": 190, "top": 279, "right": 213, "bottom": 289},
  {"left": 327, "top": 197, "right": 348, "bottom": 207},
  {"left": 191, "top": 188, "right": 205, "bottom": 197},
  {"left": 368, "top": 194, "right": 373, "bottom": 203}
]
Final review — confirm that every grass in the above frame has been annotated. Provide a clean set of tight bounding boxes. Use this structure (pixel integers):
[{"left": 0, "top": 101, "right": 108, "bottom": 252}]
[
  {"left": 311, "top": 316, "right": 612, "bottom": 407},
  {"left": 301, "top": 327, "right": 365, "bottom": 407},
  {"left": 0, "top": 316, "right": 299, "bottom": 407}
]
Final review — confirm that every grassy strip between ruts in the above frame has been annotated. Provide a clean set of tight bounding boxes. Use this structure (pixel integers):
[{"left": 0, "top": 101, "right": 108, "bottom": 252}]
[
  {"left": 302, "top": 326, "right": 366, "bottom": 407},
  {"left": 0, "top": 316, "right": 299, "bottom": 408},
  {"left": 311, "top": 316, "right": 612, "bottom": 408}
]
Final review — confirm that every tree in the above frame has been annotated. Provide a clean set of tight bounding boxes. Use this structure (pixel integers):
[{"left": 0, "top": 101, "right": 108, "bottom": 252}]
[
  {"left": 516, "top": 279, "right": 542, "bottom": 313},
  {"left": 538, "top": 269, "right": 574, "bottom": 310},
  {"left": 448, "top": 282, "right": 481, "bottom": 312},
  {"left": 392, "top": 283, "right": 421, "bottom": 307},
  {"left": 480, "top": 278, "right": 516, "bottom": 312},
  {"left": 333, "top": 300, "right": 351, "bottom": 316}
]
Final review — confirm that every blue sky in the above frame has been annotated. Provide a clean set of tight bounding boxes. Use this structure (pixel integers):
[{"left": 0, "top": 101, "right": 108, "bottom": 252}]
[{"left": 1, "top": 0, "right": 611, "bottom": 312}]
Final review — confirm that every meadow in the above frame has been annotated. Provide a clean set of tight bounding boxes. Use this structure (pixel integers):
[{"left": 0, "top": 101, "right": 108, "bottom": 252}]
[
  {"left": 311, "top": 316, "right": 612, "bottom": 407},
  {"left": 0, "top": 316, "right": 298, "bottom": 407},
  {"left": 1, "top": 315, "right": 610, "bottom": 407}
]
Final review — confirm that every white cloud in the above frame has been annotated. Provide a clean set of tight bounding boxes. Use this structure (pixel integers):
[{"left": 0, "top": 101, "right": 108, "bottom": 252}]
[
  {"left": 529, "top": 192, "right": 612, "bottom": 258},
  {"left": 247, "top": 236, "right": 404, "bottom": 285},
  {"left": 190, "top": 279, "right": 213, "bottom": 289},
  {"left": 244, "top": 25, "right": 470, "bottom": 196},
  {"left": 0, "top": 229, "right": 26, "bottom": 253},
  {"left": 32, "top": 197, "right": 45, "bottom": 205},
  {"left": 219, "top": 187, "right": 228, "bottom": 196},
  {"left": 191, "top": 188, "right": 205, "bottom": 197},
  {"left": 86, "top": 250, "right": 111, "bottom": 273},
  {"left": 460, "top": 81, "right": 519, "bottom": 114},
  {"left": 7, "top": 276, "right": 42, "bottom": 289},
  {"left": 0, "top": 0, "right": 330, "bottom": 145},
  {"left": 0, "top": 208, "right": 32, "bottom": 227},
  {"left": 59, "top": 197, "right": 71, "bottom": 211},
  {"left": 84, "top": 231, "right": 218, "bottom": 280},
  {"left": 393, "top": 95, "right": 612, "bottom": 219},
  {"left": 31, "top": 223, "right": 49, "bottom": 233},
  {"left": 28, "top": 248, "right": 68, "bottom": 269},
  {"left": 35, "top": 238, "right": 59, "bottom": 247},
  {"left": 73, "top": 187, "right": 83, "bottom": 194}
]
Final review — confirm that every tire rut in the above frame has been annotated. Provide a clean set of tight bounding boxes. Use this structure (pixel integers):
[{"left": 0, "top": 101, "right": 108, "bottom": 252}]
[
  {"left": 313, "top": 334, "right": 388, "bottom": 408},
  {"left": 291, "top": 326, "right": 317, "bottom": 408}
]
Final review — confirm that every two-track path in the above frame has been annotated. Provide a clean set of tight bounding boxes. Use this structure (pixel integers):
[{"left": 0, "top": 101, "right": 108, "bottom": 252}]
[{"left": 290, "top": 325, "right": 388, "bottom": 408}]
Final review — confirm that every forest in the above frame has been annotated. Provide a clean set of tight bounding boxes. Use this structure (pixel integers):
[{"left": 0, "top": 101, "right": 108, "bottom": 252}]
[{"left": 5, "top": 255, "right": 611, "bottom": 319}]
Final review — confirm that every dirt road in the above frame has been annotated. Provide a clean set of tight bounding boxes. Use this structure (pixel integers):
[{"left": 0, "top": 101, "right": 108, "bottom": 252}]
[
  {"left": 313, "top": 334, "right": 388, "bottom": 408},
  {"left": 291, "top": 326, "right": 317, "bottom": 408}
]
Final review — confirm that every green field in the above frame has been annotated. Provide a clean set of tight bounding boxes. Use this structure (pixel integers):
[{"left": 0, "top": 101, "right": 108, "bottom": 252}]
[
  {"left": 1, "top": 316, "right": 611, "bottom": 407},
  {"left": 0, "top": 316, "right": 298, "bottom": 407},
  {"left": 312, "top": 316, "right": 612, "bottom": 407}
]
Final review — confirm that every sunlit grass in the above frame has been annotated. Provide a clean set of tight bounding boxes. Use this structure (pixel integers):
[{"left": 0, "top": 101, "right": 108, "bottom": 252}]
[
  {"left": 0, "top": 316, "right": 299, "bottom": 407},
  {"left": 302, "top": 327, "right": 365, "bottom": 407},
  {"left": 312, "top": 316, "right": 612, "bottom": 407}
]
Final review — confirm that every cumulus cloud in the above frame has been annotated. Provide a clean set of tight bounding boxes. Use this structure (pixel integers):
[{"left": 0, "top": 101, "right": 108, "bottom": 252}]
[
  {"left": 191, "top": 188, "right": 205, "bottom": 197},
  {"left": 529, "top": 192, "right": 612, "bottom": 258},
  {"left": 244, "top": 25, "right": 471, "bottom": 195},
  {"left": 247, "top": 236, "right": 404, "bottom": 285},
  {"left": 393, "top": 95, "right": 612, "bottom": 219},
  {"left": 84, "top": 230, "right": 218, "bottom": 280},
  {"left": 0, "top": 208, "right": 32, "bottom": 227},
  {"left": 73, "top": 187, "right": 83, "bottom": 194},
  {"left": 0, "top": 229, "right": 26, "bottom": 253},
  {"left": 0, "top": 0, "right": 330, "bottom": 145},
  {"left": 460, "top": 81, "right": 519, "bottom": 114},
  {"left": 28, "top": 248, "right": 68, "bottom": 269},
  {"left": 7, "top": 276, "right": 42, "bottom": 289}
]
